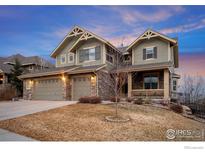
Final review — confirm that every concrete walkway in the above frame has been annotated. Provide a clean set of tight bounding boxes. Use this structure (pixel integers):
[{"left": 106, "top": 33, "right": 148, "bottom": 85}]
[
  {"left": 0, "top": 100, "right": 77, "bottom": 121},
  {"left": 0, "top": 129, "right": 35, "bottom": 141}
]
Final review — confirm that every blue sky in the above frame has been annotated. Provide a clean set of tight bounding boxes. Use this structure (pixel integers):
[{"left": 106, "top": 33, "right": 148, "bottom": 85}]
[{"left": 0, "top": 5, "right": 205, "bottom": 59}]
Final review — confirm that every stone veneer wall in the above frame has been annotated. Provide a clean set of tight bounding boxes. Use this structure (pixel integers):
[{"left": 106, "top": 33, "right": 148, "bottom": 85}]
[
  {"left": 64, "top": 76, "right": 72, "bottom": 100},
  {"left": 97, "top": 70, "right": 114, "bottom": 100},
  {"left": 23, "top": 80, "right": 33, "bottom": 100}
]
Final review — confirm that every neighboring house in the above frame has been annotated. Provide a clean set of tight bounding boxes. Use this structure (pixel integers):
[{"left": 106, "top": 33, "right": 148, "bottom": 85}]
[
  {"left": 19, "top": 26, "right": 180, "bottom": 101},
  {"left": 0, "top": 54, "right": 54, "bottom": 85}
]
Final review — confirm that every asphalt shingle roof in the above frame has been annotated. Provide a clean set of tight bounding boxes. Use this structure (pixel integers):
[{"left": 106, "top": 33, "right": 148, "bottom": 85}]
[{"left": 0, "top": 54, "right": 54, "bottom": 74}]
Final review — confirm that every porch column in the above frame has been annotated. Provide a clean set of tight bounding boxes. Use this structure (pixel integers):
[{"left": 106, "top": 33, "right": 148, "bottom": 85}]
[
  {"left": 128, "top": 72, "right": 132, "bottom": 97},
  {"left": 164, "top": 69, "right": 170, "bottom": 100}
]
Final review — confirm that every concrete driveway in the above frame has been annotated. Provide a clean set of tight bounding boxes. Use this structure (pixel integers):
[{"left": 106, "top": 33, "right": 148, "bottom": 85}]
[
  {"left": 0, "top": 100, "right": 76, "bottom": 141},
  {"left": 0, "top": 100, "right": 77, "bottom": 121}
]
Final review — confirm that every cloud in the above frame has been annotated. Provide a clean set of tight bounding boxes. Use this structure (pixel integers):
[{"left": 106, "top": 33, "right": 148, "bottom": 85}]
[
  {"left": 108, "top": 28, "right": 145, "bottom": 47},
  {"left": 160, "top": 18, "right": 205, "bottom": 34},
  {"left": 109, "top": 6, "right": 185, "bottom": 25}
]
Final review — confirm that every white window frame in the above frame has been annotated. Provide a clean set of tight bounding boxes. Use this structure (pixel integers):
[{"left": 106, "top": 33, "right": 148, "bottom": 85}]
[
  {"left": 61, "top": 54, "right": 66, "bottom": 64},
  {"left": 145, "top": 46, "right": 155, "bottom": 60},
  {"left": 81, "top": 47, "right": 96, "bottom": 63},
  {"left": 173, "top": 79, "right": 177, "bottom": 91},
  {"left": 68, "top": 53, "right": 74, "bottom": 63}
]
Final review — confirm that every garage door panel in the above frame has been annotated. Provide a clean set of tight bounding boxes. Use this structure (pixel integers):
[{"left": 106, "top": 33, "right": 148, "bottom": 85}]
[
  {"left": 72, "top": 76, "right": 91, "bottom": 100},
  {"left": 33, "top": 78, "right": 64, "bottom": 100}
]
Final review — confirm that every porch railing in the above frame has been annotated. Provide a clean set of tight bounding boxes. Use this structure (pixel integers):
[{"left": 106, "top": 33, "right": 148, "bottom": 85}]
[{"left": 131, "top": 89, "right": 164, "bottom": 98}]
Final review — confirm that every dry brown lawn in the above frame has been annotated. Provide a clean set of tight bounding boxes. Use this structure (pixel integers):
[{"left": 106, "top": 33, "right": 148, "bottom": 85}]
[{"left": 0, "top": 103, "right": 204, "bottom": 141}]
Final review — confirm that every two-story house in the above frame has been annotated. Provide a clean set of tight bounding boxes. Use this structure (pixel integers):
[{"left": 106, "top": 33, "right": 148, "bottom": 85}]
[
  {"left": 19, "top": 26, "right": 119, "bottom": 100},
  {"left": 19, "top": 26, "right": 180, "bottom": 101},
  {"left": 0, "top": 54, "right": 54, "bottom": 85}
]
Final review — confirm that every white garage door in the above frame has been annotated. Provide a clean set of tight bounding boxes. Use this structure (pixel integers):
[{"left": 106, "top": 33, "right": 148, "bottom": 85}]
[
  {"left": 33, "top": 78, "right": 64, "bottom": 100},
  {"left": 72, "top": 76, "right": 91, "bottom": 101}
]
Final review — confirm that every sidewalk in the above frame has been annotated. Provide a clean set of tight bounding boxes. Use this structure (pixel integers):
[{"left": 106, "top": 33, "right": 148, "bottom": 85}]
[{"left": 0, "top": 129, "right": 35, "bottom": 141}]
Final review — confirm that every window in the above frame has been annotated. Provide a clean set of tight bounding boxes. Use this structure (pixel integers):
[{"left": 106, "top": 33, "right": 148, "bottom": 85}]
[
  {"left": 143, "top": 47, "right": 157, "bottom": 60},
  {"left": 28, "top": 65, "right": 33, "bottom": 70},
  {"left": 146, "top": 47, "right": 154, "bottom": 59},
  {"left": 173, "top": 80, "right": 177, "bottom": 91},
  {"left": 144, "top": 75, "right": 158, "bottom": 89},
  {"left": 61, "top": 54, "right": 66, "bottom": 64},
  {"left": 68, "top": 53, "right": 74, "bottom": 63},
  {"left": 79, "top": 46, "right": 101, "bottom": 63},
  {"left": 106, "top": 53, "right": 114, "bottom": 63},
  {"left": 89, "top": 48, "right": 95, "bottom": 60}
]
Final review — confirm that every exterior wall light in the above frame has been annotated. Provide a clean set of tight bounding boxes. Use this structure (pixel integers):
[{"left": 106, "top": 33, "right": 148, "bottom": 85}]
[{"left": 62, "top": 76, "right": 66, "bottom": 82}]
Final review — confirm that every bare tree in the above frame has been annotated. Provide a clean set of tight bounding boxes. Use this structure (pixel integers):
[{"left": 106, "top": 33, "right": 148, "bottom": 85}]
[
  {"left": 98, "top": 51, "right": 130, "bottom": 117},
  {"left": 180, "top": 75, "right": 205, "bottom": 118},
  {"left": 181, "top": 75, "right": 205, "bottom": 104}
]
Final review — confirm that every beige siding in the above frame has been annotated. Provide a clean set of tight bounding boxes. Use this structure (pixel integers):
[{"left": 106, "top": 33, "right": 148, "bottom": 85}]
[
  {"left": 56, "top": 37, "right": 79, "bottom": 67},
  {"left": 132, "top": 38, "right": 169, "bottom": 65},
  {"left": 76, "top": 39, "right": 104, "bottom": 66}
]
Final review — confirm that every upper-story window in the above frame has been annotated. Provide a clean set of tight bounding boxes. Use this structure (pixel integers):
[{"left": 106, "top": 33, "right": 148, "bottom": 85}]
[
  {"left": 79, "top": 46, "right": 101, "bottom": 63},
  {"left": 68, "top": 53, "right": 74, "bottom": 63},
  {"left": 61, "top": 54, "right": 66, "bottom": 64},
  {"left": 28, "top": 65, "right": 33, "bottom": 70},
  {"left": 106, "top": 53, "right": 114, "bottom": 64},
  {"left": 143, "top": 47, "right": 157, "bottom": 60}
]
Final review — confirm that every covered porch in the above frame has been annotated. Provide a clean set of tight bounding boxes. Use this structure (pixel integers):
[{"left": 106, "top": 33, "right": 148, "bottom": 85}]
[{"left": 127, "top": 69, "right": 170, "bottom": 99}]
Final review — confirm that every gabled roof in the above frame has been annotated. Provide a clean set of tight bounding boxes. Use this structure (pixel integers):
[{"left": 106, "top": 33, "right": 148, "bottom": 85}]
[
  {"left": 50, "top": 26, "right": 85, "bottom": 58},
  {"left": 68, "top": 27, "right": 120, "bottom": 53},
  {"left": 50, "top": 26, "right": 120, "bottom": 58},
  {"left": 126, "top": 29, "right": 177, "bottom": 51}
]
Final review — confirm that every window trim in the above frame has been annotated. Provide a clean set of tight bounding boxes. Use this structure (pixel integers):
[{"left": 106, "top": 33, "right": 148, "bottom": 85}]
[
  {"left": 79, "top": 46, "right": 97, "bottom": 63},
  {"left": 106, "top": 53, "right": 114, "bottom": 64},
  {"left": 144, "top": 46, "right": 156, "bottom": 60},
  {"left": 60, "top": 54, "right": 66, "bottom": 64},
  {"left": 173, "top": 79, "right": 177, "bottom": 91},
  {"left": 143, "top": 73, "right": 159, "bottom": 89},
  {"left": 67, "top": 53, "right": 74, "bottom": 63}
]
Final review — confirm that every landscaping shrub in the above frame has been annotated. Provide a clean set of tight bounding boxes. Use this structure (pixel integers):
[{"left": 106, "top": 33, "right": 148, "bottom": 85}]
[
  {"left": 126, "top": 97, "right": 133, "bottom": 103},
  {"left": 0, "top": 86, "right": 16, "bottom": 101},
  {"left": 110, "top": 96, "right": 120, "bottom": 102},
  {"left": 170, "top": 103, "right": 183, "bottom": 113},
  {"left": 133, "top": 98, "right": 143, "bottom": 105},
  {"left": 79, "top": 96, "right": 101, "bottom": 104}
]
